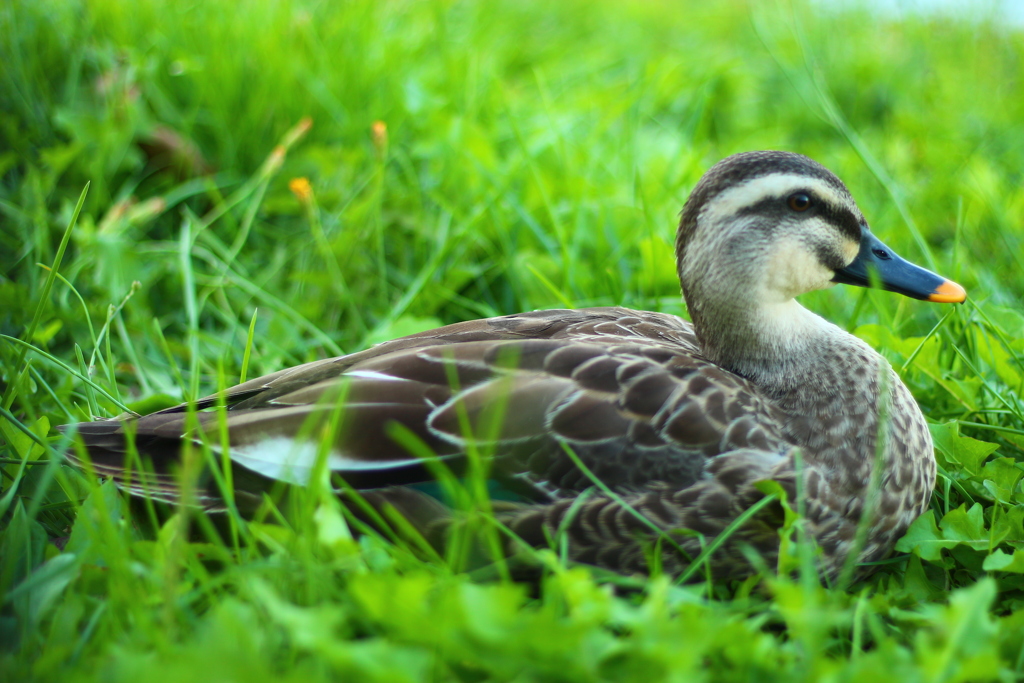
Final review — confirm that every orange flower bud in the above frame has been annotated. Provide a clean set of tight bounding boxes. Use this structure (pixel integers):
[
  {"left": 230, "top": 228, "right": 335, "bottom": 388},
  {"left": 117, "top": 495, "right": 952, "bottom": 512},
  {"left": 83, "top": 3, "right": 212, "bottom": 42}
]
[
  {"left": 371, "top": 120, "right": 388, "bottom": 156},
  {"left": 289, "top": 177, "right": 313, "bottom": 203}
]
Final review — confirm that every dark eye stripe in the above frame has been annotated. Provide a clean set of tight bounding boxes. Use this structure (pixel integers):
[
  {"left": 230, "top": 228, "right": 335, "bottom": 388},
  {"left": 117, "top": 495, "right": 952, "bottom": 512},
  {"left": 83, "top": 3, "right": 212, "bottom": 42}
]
[
  {"left": 816, "top": 201, "right": 863, "bottom": 242},
  {"left": 734, "top": 193, "right": 862, "bottom": 242}
]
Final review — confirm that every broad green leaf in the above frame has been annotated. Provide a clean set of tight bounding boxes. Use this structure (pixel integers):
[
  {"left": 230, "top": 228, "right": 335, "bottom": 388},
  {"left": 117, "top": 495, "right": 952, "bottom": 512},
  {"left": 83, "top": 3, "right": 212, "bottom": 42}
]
[
  {"left": 854, "top": 326, "right": 977, "bottom": 410},
  {"left": 949, "top": 545, "right": 988, "bottom": 572},
  {"left": 0, "top": 502, "right": 49, "bottom": 594},
  {"left": 901, "top": 554, "right": 945, "bottom": 602},
  {"left": 929, "top": 422, "right": 999, "bottom": 476},
  {"left": 982, "top": 549, "right": 1024, "bottom": 573},
  {"left": 992, "top": 505, "right": 1024, "bottom": 546},
  {"left": 970, "top": 326, "right": 1022, "bottom": 389},
  {"left": 978, "top": 457, "right": 1024, "bottom": 504},
  {"left": 250, "top": 578, "right": 432, "bottom": 681},
  {"left": 314, "top": 501, "right": 359, "bottom": 558},
  {"left": 64, "top": 479, "right": 130, "bottom": 565},
  {"left": 897, "top": 504, "right": 990, "bottom": 562},
  {"left": 249, "top": 579, "right": 346, "bottom": 649},
  {"left": 940, "top": 503, "right": 987, "bottom": 545},
  {"left": 894, "top": 512, "right": 956, "bottom": 561},
  {"left": 0, "top": 415, "right": 49, "bottom": 479},
  {"left": 5, "top": 553, "right": 81, "bottom": 628},
  {"left": 914, "top": 579, "right": 1000, "bottom": 681},
  {"left": 980, "top": 305, "right": 1024, "bottom": 337},
  {"left": 31, "top": 318, "right": 62, "bottom": 344}
]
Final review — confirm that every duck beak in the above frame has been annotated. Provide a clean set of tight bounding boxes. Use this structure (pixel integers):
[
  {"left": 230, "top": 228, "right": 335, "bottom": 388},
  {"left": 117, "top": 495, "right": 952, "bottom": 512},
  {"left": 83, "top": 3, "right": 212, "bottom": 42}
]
[{"left": 832, "top": 228, "right": 966, "bottom": 303}]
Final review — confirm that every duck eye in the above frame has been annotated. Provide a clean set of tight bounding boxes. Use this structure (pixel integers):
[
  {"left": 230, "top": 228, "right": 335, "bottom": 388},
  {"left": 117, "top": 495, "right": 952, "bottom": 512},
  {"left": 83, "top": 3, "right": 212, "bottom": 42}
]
[{"left": 787, "top": 193, "right": 812, "bottom": 212}]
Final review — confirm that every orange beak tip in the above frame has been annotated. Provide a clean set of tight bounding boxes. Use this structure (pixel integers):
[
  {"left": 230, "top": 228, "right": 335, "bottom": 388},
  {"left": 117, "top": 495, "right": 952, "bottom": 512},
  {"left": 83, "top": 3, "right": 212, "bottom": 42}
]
[{"left": 928, "top": 279, "right": 967, "bottom": 304}]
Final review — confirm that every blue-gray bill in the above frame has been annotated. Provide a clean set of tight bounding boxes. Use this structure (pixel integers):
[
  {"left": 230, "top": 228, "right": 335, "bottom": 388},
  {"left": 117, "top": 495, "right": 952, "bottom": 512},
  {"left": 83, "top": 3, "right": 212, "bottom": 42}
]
[{"left": 832, "top": 228, "right": 966, "bottom": 303}]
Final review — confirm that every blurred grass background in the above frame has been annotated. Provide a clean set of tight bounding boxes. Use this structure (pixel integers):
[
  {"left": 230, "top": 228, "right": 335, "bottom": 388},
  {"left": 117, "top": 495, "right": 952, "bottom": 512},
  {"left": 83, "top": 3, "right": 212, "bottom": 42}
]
[{"left": 4, "top": 0, "right": 1024, "bottom": 680}]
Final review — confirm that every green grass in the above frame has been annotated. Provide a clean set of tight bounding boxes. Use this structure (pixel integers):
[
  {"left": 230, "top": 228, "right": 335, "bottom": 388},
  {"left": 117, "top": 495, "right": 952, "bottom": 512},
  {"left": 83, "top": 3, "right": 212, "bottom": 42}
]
[{"left": 4, "top": 0, "right": 1024, "bottom": 679}]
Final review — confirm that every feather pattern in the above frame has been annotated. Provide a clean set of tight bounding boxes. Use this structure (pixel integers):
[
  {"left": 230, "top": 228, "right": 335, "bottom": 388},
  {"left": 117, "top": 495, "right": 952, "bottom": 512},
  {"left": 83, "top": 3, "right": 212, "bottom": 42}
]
[{"left": 62, "top": 151, "right": 964, "bottom": 581}]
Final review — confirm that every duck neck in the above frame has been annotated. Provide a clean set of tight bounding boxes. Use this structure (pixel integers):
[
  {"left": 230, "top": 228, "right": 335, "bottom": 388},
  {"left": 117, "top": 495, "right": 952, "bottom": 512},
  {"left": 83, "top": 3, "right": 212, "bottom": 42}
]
[
  {"left": 689, "top": 295, "right": 862, "bottom": 394},
  {"left": 688, "top": 293, "right": 898, "bottom": 471}
]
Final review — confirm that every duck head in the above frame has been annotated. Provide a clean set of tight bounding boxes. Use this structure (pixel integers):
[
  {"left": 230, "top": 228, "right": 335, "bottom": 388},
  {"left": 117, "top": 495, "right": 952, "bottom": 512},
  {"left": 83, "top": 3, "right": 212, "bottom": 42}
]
[{"left": 674, "top": 151, "right": 964, "bottom": 369}]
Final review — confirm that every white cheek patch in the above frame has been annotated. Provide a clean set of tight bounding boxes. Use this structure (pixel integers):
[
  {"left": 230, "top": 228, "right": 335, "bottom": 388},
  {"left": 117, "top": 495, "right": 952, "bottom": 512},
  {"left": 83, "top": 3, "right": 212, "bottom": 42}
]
[
  {"left": 762, "top": 238, "right": 836, "bottom": 301},
  {"left": 842, "top": 238, "right": 860, "bottom": 265}
]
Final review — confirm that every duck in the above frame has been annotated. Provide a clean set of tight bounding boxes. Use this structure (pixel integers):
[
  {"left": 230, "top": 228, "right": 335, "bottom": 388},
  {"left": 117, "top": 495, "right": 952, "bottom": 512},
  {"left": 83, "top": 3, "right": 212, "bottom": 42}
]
[{"left": 64, "top": 150, "right": 966, "bottom": 581}]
